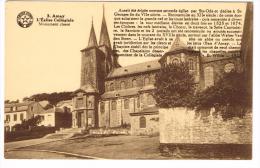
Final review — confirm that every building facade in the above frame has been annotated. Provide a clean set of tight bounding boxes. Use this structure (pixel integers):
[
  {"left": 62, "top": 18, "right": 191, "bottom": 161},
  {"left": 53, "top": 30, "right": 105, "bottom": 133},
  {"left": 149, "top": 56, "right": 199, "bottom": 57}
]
[
  {"left": 71, "top": 10, "right": 242, "bottom": 134},
  {"left": 4, "top": 101, "right": 45, "bottom": 131}
]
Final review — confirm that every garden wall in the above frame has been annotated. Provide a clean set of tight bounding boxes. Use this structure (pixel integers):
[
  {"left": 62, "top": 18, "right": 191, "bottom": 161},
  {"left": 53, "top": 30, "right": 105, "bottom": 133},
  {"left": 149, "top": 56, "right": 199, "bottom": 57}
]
[{"left": 159, "top": 107, "right": 252, "bottom": 144}]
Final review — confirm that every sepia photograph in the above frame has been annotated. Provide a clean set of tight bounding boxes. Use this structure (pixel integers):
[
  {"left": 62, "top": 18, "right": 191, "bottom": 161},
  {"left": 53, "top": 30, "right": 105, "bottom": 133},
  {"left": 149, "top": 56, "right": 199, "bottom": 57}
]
[{"left": 1, "top": 0, "right": 256, "bottom": 165}]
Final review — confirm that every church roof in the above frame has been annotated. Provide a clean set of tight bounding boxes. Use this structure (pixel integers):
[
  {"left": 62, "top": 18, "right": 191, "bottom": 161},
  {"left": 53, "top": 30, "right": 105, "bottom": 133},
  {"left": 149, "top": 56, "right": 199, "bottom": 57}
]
[
  {"left": 201, "top": 51, "right": 241, "bottom": 63},
  {"left": 101, "top": 87, "right": 139, "bottom": 99},
  {"left": 107, "top": 59, "right": 160, "bottom": 79},
  {"left": 168, "top": 36, "right": 189, "bottom": 52},
  {"left": 99, "top": 6, "right": 111, "bottom": 48},
  {"left": 87, "top": 20, "right": 98, "bottom": 48}
]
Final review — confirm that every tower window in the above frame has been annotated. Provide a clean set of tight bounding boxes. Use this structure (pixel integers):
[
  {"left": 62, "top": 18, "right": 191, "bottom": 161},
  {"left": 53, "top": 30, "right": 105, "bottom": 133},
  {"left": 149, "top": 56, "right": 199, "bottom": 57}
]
[{"left": 139, "top": 116, "right": 146, "bottom": 128}]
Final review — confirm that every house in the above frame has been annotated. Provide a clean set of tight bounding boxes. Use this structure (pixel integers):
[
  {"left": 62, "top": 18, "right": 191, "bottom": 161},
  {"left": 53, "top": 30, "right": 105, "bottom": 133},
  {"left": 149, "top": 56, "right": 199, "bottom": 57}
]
[
  {"left": 37, "top": 100, "right": 72, "bottom": 128},
  {"left": 4, "top": 101, "right": 45, "bottom": 131}
]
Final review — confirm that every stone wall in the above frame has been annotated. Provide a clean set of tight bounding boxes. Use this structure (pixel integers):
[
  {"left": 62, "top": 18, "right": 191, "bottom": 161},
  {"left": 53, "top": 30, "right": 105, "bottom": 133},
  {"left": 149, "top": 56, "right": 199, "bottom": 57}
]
[
  {"left": 89, "top": 127, "right": 130, "bottom": 135},
  {"left": 159, "top": 107, "right": 252, "bottom": 144},
  {"left": 130, "top": 114, "right": 159, "bottom": 135}
]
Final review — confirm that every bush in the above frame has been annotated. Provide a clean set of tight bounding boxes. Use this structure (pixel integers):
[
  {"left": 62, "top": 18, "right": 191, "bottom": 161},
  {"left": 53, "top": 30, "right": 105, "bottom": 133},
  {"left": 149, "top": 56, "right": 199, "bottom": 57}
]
[
  {"left": 5, "top": 126, "right": 56, "bottom": 142},
  {"left": 154, "top": 62, "right": 195, "bottom": 108}
]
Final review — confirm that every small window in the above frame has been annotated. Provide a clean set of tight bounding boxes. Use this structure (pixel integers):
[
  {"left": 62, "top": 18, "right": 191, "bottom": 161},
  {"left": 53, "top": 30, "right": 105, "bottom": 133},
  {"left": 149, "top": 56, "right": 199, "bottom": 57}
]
[
  {"left": 144, "top": 77, "right": 150, "bottom": 86},
  {"left": 6, "top": 115, "right": 10, "bottom": 121},
  {"left": 100, "top": 102, "right": 105, "bottom": 113},
  {"left": 110, "top": 82, "right": 114, "bottom": 91},
  {"left": 124, "top": 99, "right": 129, "bottom": 109},
  {"left": 14, "top": 114, "right": 17, "bottom": 121},
  {"left": 132, "top": 79, "right": 137, "bottom": 88},
  {"left": 20, "top": 113, "right": 24, "bottom": 121},
  {"left": 10, "top": 107, "right": 13, "bottom": 111},
  {"left": 111, "top": 100, "right": 117, "bottom": 110},
  {"left": 30, "top": 106, "right": 33, "bottom": 111},
  {"left": 139, "top": 116, "right": 146, "bottom": 128},
  {"left": 120, "top": 81, "right": 126, "bottom": 90}
]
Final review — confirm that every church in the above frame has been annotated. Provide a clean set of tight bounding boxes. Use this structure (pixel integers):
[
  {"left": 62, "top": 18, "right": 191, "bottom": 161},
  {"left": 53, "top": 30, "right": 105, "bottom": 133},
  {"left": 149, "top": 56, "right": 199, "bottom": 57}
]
[{"left": 70, "top": 9, "right": 242, "bottom": 135}]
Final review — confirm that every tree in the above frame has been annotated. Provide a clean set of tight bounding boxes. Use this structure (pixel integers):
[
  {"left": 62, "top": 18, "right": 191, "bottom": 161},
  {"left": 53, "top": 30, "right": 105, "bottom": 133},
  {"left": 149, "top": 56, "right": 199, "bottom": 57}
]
[
  {"left": 26, "top": 91, "right": 73, "bottom": 105},
  {"left": 13, "top": 115, "right": 43, "bottom": 131},
  {"left": 153, "top": 62, "right": 195, "bottom": 108},
  {"left": 194, "top": 71, "right": 249, "bottom": 120}
]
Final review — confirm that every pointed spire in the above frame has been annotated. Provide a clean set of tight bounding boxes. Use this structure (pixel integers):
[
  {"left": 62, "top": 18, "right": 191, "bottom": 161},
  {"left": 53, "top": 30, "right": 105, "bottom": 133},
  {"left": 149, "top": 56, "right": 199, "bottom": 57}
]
[
  {"left": 168, "top": 35, "right": 188, "bottom": 52},
  {"left": 87, "top": 18, "right": 98, "bottom": 48},
  {"left": 99, "top": 5, "right": 111, "bottom": 48}
]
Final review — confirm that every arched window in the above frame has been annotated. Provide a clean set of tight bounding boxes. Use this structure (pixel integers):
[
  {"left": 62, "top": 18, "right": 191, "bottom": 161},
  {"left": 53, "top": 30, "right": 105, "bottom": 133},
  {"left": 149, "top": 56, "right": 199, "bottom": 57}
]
[
  {"left": 204, "top": 66, "right": 214, "bottom": 88},
  {"left": 124, "top": 99, "right": 129, "bottom": 109},
  {"left": 144, "top": 77, "right": 150, "bottom": 86},
  {"left": 110, "top": 82, "right": 114, "bottom": 91},
  {"left": 111, "top": 100, "right": 117, "bottom": 110},
  {"left": 188, "top": 59, "right": 194, "bottom": 70},
  {"left": 100, "top": 102, "right": 105, "bottom": 113},
  {"left": 137, "top": 97, "right": 140, "bottom": 108},
  {"left": 172, "top": 58, "right": 179, "bottom": 65},
  {"left": 120, "top": 81, "right": 126, "bottom": 90},
  {"left": 147, "top": 94, "right": 154, "bottom": 105},
  {"left": 224, "top": 63, "right": 235, "bottom": 73},
  {"left": 139, "top": 116, "right": 146, "bottom": 128},
  {"left": 132, "top": 79, "right": 137, "bottom": 88}
]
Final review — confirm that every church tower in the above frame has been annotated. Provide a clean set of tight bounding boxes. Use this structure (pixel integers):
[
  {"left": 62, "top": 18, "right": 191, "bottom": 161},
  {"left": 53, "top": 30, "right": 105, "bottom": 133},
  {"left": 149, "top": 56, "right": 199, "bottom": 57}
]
[
  {"left": 72, "top": 19, "right": 106, "bottom": 129},
  {"left": 98, "top": 5, "right": 120, "bottom": 74}
]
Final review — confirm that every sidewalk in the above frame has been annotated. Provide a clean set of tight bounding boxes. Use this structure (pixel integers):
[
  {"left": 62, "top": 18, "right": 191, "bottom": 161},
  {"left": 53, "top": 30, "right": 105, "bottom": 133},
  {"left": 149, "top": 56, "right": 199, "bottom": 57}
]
[{"left": 5, "top": 136, "right": 67, "bottom": 151}]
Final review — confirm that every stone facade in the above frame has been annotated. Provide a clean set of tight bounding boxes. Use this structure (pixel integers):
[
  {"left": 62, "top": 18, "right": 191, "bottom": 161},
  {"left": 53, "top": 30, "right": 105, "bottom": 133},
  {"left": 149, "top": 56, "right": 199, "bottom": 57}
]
[
  {"left": 159, "top": 108, "right": 252, "bottom": 144},
  {"left": 130, "top": 111, "right": 159, "bottom": 136}
]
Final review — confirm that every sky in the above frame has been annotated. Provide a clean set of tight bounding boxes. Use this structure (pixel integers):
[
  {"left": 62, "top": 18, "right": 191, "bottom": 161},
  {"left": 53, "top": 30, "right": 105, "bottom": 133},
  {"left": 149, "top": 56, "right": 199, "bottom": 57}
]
[{"left": 5, "top": 1, "right": 246, "bottom": 101}]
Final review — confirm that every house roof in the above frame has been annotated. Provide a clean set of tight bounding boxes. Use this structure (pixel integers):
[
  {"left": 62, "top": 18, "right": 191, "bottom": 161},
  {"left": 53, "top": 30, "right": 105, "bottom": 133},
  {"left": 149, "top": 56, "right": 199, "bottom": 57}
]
[
  {"left": 5, "top": 101, "right": 35, "bottom": 113},
  {"left": 107, "top": 59, "right": 161, "bottom": 79},
  {"left": 5, "top": 101, "right": 34, "bottom": 108},
  {"left": 38, "top": 101, "right": 49, "bottom": 108}
]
